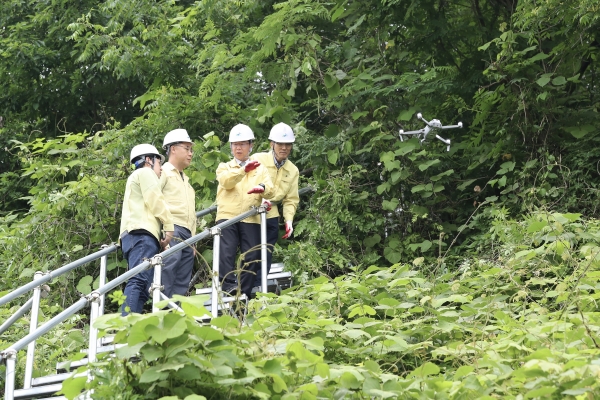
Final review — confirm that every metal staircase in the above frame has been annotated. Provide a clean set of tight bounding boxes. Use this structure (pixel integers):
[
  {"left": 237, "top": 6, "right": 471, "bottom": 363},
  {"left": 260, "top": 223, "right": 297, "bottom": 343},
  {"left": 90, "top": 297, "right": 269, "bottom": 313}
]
[{"left": 0, "top": 187, "right": 311, "bottom": 399}]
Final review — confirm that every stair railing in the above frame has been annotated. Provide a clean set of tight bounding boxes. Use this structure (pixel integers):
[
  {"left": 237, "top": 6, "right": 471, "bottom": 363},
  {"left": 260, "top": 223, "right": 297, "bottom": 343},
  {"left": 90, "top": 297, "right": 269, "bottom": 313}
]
[{"left": 1, "top": 186, "right": 314, "bottom": 400}]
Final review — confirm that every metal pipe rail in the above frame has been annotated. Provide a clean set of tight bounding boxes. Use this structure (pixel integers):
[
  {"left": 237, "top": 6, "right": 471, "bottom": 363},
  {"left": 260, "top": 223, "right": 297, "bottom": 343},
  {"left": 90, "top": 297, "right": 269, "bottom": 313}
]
[
  {"left": 1, "top": 186, "right": 315, "bottom": 400},
  {"left": 0, "top": 207, "right": 262, "bottom": 361},
  {"left": 0, "top": 244, "right": 119, "bottom": 307},
  {"left": 193, "top": 186, "right": 313, "bottom": 218},
  {"left": 0, "top": 298, "right": 33, "bottom": 335}
]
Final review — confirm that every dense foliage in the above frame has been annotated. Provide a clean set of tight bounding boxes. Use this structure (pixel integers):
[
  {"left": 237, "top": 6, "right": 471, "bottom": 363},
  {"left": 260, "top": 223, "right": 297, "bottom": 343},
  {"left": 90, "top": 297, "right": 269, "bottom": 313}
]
[
  {"left": 60, "top": 211, "right": 600, "bottom": 399},
  {"left": 1, "top": 0, "right": 599, "bottom": 397}
]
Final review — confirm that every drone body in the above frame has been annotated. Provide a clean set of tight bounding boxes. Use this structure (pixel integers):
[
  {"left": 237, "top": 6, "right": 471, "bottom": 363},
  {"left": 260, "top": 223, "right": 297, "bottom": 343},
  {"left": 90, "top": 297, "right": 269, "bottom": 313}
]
[{"left": 399, "top": 113, "right": 463, "bottom": 151}]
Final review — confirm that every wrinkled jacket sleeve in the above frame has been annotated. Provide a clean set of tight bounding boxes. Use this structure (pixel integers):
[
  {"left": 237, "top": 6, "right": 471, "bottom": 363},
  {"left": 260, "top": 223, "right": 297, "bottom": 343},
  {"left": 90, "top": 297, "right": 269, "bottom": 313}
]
[
  {"left": 139, "top": 169, "right": 174, "bottom": 231},
  {"left": 282, "top": 169, "right": 300, "bottom": 222},
  {"left": 216, "top": 161, "right": 245, "bottom": 189}
]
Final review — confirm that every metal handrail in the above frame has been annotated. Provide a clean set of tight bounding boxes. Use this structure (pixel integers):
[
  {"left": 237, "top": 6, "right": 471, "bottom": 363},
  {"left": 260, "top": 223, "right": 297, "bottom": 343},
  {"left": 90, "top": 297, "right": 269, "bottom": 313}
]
[
  {"left": 0, "top": 207, "right": 263, "bottom": 361},
  {"left": 0, "top": 185, "right": 315, "bottom": 328},
  {"left": 0, "top": 244, "right": 119, "bottom": 307},
  {"left": 1, "top": 185, "right": 315, "bottom": 400},
  {"left": 1, "top": 185, "right": 315, "bottom": 345},
  {"left": 0, "top": 298, "right": 33, "bottom": 335},
  {"left": 194, "top": 186, "right": 314, "bottom": 218},
  {"left": 196, "top": 205, "right": 217, "bottom": 218}
]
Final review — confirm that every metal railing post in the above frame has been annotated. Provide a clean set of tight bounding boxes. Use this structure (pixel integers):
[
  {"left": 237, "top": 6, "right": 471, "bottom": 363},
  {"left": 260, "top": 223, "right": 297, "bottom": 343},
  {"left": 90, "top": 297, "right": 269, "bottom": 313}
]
[
  {"left": 98, "top": 245, "right": 108, "bottom": 318},
  {"left": 150, "top": 255, "right": 163, "bottom": 313},
  {"left": 87, "top": 291, "right": 101, "bottom": 364},
  {"left": 210, "top": 227, "right": 222, "bottom": 318},
  {"left": 24, "top": 271, "right": 44, "bottom": 389},
  {"left": 259, "top": 206, "right": 268, "bottom": 294},
  {"left": 4, "top": 349, "right": 17, "bottom": 400}
]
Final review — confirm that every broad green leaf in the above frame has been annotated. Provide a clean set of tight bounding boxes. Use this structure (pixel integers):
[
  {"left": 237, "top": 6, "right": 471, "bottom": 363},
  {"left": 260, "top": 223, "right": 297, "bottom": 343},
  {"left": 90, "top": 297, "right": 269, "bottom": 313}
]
[
  {"left": 364, "top": 234, "right": 381, "bottom": 248},
  {"left": 324, "top": 124, "right": 339, "bottom": 138},
  {"left": 115, "top": 342, "right": 144, "bottom": 359},
  {"left": 536, "top": 74, "right": 552, "bottom": 87},
  {"left": 454, "top": 365, "right": 474, "bottom": 379},
  {"left": 382, "top": 198, "right": 399, "bottom": 211},
  {"left": 324, "top": 73, "right": 337, "bottom": 88},
  {"left": 327, "top": 149, "right": 339, "bottom": 165},
  {"left": 377, "top": 182, "right": 391, "bottom": 194},
  {"left": 76, "top": 275, "right": 93, "bottom": 294},
  {"left": 384, "top": 247, "right": 401, "bottom": 264},
  {"left": 59, "top": 376, "right": 87, "bottom": 399},
  {"left": 527, "top": 220, "right": 547, "bottom": 233},
  {"left": 565, "top": 125, "right": 595, "bottom": 139},
  {"left": 410, "top": 362, "right": 440, "bottom": 377},
  {"left": 398, "top": 108, "right": 417, "bottom": 121},
  {"left": 140, "top": 366, "right": 168, "bottom": 383},
  {"left": 339, "top": 371, "right": 361, "bottom": 389},
  {"left": 327, "top": 81, "right": 341, "bottom": 97},
  {"left": 263, "top": 359, "right": 282, "bottom": 375},
  {"left": 528, "top": 52, "right": 549, "bottom": 62},
  {"left": 420, "top": 240, "right": 432, "bottom": 252},
  {"left": 210, "top": 315, "right": 240, "bottom": 330},
  {"left": 418, "top": 159, "right": 440, "bottom": 171}
]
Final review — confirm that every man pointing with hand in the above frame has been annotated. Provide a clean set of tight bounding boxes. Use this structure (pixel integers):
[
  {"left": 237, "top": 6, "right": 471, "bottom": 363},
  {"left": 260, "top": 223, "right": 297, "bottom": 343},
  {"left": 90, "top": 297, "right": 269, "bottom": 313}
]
[{"left": 215, "top": 124, "right": 274, "bottom": 298}]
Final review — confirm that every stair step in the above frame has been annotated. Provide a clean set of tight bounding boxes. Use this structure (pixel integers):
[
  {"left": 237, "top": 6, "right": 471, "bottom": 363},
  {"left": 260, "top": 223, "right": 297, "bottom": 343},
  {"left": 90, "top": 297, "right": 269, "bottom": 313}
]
[
  {"left": 37, "top": 397, "right": 67, "bottom": 400},
  {"left": 32, "top": 372, "right": 74, "bottom": 387},
  {"left": 101, "top": 335, "right": 115, "bottom": 345},
  {"left": 80, "top": 343, "right": 124, "bottom": 354},
  {"left": 267, "top": 271, "right": 291, "bottom": 280},
  {"left": 269, "top": 262, "right": 285, "bottom": 274},
  {"left": 14, "top": 383, "right": 63, "bottom": 400}
]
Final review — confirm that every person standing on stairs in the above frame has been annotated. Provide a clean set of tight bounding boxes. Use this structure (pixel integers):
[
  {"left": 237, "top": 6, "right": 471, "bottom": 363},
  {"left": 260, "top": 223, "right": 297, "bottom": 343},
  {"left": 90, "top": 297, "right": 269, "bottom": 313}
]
[
  {"left": 252, "top": 122, "right": 300, "bottom": 289},
  {"left": 215, "top": 123, "right": 274, "bottom": 298},
  {"left": 160, "top": 129, "right": 197, "bottom": 298},
  {"left": 120, "top": 144, "right": 174, "bottom": 315}
]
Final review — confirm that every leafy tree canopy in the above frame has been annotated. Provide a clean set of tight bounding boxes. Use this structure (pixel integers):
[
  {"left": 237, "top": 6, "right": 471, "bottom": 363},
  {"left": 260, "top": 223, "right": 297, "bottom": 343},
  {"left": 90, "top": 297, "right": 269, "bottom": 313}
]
[{"left": 1, "top": 0, "right": 599, "bottom": 394}]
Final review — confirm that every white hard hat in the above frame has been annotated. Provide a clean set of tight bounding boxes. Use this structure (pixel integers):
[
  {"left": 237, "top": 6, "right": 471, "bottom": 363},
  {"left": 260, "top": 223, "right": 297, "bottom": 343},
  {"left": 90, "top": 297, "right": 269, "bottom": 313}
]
[
  {"left": 163, "top": 128, "right": 192, "bottom": 150},
  {"left": 229, "top": 124, "right": 255, "bottom": 142},
  {"left": 130, "top": 144, "right": 165, "bottom": 164},
  {"left": 269, "top": 123, "right": 295, "bottom": 143}
]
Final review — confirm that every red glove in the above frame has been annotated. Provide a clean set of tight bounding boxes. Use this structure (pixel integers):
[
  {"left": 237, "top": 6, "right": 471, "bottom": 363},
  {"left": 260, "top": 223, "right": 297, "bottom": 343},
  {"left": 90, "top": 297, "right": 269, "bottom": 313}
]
[
  {"left": 282, "top": 221, "right": 293, "bottom": 239},
  {"left": 261, "top": 199, "right": 272, "bottom": 211},
  {"left": 244, "top": 160, "right": 260, "bottom": 173},
  {"left": 247, "top": 184, "right": 265, "bottom": 194}
]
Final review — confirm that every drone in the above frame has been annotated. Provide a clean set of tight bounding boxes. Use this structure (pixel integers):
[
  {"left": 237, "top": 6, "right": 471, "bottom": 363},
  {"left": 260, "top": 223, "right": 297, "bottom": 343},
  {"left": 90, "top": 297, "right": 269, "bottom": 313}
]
[{"left": 399, "top": 113, "right": 463, "bottom": 151}]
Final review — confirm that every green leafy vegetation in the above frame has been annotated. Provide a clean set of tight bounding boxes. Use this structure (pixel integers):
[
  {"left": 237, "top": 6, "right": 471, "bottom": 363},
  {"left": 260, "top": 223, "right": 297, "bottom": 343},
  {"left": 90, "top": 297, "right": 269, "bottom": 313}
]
[
  {"left": 60, "top": 211, "right": 600, "bottom": 399},
  {"left": 1, "top": 0, "right": 600, "bottom": 397}
]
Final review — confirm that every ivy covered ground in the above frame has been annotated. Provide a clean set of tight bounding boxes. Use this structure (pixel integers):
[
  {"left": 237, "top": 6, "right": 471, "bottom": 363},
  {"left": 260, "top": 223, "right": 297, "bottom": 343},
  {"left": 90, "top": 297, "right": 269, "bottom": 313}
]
[{"left": 57, "top": 211, "right": 600, "bottom": 399}]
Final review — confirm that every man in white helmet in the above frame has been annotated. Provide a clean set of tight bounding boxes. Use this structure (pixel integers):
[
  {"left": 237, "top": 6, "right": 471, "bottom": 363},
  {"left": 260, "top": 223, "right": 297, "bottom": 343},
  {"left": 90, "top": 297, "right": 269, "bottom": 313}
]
[
  {"left": 159, "top": 128, "right": 196, "bottom": 298},
  {"left": 252, "top": 122, "right": 300, "bottom": 288},
  {"left": 215, "top": 123, "right": 274, "bottom": 298},
  {"left": 119, "top": 144, "right": 174, "bottom": 314}
]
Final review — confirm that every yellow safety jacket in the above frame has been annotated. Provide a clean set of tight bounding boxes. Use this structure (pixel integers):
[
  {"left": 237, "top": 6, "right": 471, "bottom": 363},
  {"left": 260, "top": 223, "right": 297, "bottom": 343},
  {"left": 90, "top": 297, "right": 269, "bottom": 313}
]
[
  {"left": 120, "top": 167, "right": 174, "bottom": 242},
  {"left": 160, "top": 162, "right": 196, "bottom": 234},
  {"left": 215, "top": 158, "right": 274, "bottom": 223},
  {"left": 253, "top": 151, "right": 299, "bottom": 222}
]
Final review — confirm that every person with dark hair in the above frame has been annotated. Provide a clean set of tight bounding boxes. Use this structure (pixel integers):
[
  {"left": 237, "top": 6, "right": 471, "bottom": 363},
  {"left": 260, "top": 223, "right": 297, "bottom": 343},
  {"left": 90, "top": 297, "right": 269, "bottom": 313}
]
[
  {"left": 119, "top": 144, "right": 173, "bottom": 314},
  {"left": 215, "top": 124, "right": 274, "bottom": 298},
  {"left": 160, "top": 129, "right": 196, "bottom": 298}
]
